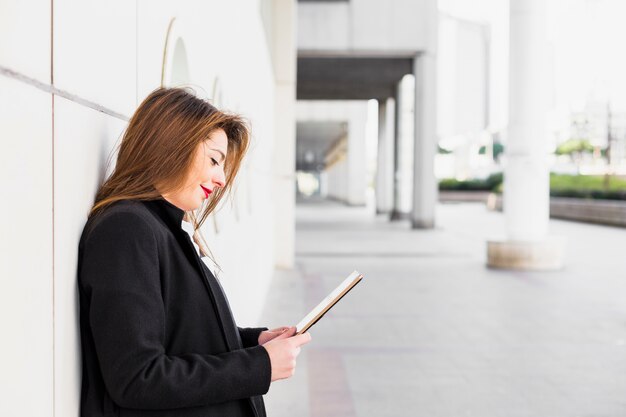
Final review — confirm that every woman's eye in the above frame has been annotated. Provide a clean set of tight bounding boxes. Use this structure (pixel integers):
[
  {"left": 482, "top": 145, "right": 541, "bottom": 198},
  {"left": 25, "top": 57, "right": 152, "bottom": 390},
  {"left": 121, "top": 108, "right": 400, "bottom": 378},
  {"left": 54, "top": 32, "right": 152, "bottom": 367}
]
[{"left": 211, "top": 158, "right": 219, "bottom": 166}]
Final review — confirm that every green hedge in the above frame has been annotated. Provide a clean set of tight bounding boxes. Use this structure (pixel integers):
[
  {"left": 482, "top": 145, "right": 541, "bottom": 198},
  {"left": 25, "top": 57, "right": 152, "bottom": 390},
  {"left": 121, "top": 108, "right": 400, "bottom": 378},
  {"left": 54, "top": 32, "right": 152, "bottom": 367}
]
[
  {"left": 550, "top": 174, "right": 626, "bottom": 191},
  {"left": 439, "top": 173, "right": 503, "bottom": 191},
  {"left": 439, "top": 173, "right": 626, "bottom": 201},
  {"left": 550, "top": 174, "right": 626, "bottom": 200}
]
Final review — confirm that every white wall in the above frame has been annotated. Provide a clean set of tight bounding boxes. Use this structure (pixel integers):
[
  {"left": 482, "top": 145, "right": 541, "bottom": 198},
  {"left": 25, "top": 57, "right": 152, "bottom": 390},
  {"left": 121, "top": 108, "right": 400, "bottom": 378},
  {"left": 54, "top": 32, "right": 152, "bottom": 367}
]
[
  {"left": 298, "top": 0, "right": 433, "bottom": 53},
  {"left": 0, "top": 77, "right": 54, "bottom": 417},
  {"left": 0, "top": 1, "right": 53, "bottom": 415},
  {"left": 437, "top": 16, "right": 488, "bottom": 138},
  {"left": 0, "top": 0, "right": 293, "bottom": 415},
  {"left": 270, "top": 0, "right": 298, "bottom": 269},
  {"left": 438, "top": 0, "right": 510, "bottom": 136}
]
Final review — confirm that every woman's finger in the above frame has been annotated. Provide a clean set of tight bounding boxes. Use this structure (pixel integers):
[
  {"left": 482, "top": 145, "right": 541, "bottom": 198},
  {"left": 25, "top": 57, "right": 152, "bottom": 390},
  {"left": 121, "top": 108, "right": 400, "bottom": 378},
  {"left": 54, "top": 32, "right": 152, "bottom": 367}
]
[
  {"left": 291, "top": 332, "right": 312, "bottom": 347},
  {"left": 269, "top": 326, "right": 291, "bottom": 333}
]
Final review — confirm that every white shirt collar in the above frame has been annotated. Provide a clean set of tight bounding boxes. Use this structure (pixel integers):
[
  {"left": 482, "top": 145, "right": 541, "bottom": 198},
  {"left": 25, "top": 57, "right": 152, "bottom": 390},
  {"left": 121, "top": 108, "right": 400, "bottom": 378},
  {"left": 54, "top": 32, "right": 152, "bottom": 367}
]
[
  {"left": 181, "top": 220, "right": 219, "bottom": 277},
  {"left": 181, "top": 219, "right": 195, "bottom": 237}
]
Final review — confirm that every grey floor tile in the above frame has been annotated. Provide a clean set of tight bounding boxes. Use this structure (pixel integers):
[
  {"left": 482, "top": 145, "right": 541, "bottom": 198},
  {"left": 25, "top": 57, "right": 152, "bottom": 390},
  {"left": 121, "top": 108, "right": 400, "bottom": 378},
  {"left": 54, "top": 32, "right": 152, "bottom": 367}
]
[{"left": 262, "top": 200, "right": 626, "bottom": 417}]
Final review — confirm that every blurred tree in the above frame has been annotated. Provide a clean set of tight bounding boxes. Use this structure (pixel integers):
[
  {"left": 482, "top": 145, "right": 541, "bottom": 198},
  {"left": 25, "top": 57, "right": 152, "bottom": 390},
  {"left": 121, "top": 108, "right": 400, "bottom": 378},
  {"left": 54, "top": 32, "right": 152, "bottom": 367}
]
[{"left": 555, "top": 139, "right": 594, "bottom": 156}]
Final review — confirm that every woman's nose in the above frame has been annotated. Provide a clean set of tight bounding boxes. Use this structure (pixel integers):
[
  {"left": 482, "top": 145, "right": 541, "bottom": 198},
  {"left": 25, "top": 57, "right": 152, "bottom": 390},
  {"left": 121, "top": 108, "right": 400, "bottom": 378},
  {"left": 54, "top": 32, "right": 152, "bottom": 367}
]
[{"left": 213, "top": 170, "right": 226, "bottom": 188}]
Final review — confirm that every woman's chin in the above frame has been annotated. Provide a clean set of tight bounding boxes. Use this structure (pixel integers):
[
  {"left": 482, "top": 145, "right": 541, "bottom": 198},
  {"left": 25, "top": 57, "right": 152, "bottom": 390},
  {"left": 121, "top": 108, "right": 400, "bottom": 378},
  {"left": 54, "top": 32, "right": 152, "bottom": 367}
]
[
  {"left": 179, "top": 199, "right": 203, "bottom": 212},
  {"left": 193, "top": 196, "right": 206, "bottom": 210}
]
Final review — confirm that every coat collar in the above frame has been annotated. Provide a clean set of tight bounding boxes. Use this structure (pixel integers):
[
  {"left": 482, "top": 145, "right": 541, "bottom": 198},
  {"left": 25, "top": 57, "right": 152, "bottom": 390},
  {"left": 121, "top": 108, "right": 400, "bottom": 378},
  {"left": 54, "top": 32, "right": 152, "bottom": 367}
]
[{"left": 142, "top": 197, "right": 186, "bottom": 234}]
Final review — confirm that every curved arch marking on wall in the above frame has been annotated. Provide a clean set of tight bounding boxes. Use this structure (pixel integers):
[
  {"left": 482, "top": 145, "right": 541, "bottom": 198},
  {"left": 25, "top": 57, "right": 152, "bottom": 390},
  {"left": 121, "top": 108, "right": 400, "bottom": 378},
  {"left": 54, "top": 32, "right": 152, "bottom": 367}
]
[
  {"left": 212, "top": 76, "right": 252, "bottom": 221},
  {"left": 210, "top": 76, "right": 247, "bottom": 228},
  {"left": 161, "top": 17, "right": 221, "bottom": 237},
  {"left": 211, "top": 76, "right": 224, "bottom": 108},
  {"left": 161, "top": 17, "right": 191, "bottom": 87}
]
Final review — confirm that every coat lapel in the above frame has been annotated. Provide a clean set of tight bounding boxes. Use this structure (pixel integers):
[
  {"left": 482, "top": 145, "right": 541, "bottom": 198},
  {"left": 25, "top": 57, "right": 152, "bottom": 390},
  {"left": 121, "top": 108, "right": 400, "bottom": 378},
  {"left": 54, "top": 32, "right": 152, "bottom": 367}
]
[
  {"left": 182, "top": 235, "right": 243, "bottom": 350},
  {"left": 143, "top": 198, "right": 242, "bottom": 351}
]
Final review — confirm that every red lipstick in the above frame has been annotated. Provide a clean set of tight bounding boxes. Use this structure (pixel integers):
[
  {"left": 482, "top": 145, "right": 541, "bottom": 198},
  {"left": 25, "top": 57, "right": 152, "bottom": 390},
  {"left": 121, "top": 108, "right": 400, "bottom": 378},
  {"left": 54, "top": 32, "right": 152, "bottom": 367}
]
[{"left": 200, "top": 185, "right": 212, "bottom": 198}]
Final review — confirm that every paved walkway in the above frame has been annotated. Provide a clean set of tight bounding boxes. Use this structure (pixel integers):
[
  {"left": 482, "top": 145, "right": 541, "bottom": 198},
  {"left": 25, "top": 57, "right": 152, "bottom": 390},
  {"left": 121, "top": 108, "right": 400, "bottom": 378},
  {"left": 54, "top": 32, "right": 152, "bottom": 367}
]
[{"left": 261, "top": 198, "right": 626, "bottom": 417}]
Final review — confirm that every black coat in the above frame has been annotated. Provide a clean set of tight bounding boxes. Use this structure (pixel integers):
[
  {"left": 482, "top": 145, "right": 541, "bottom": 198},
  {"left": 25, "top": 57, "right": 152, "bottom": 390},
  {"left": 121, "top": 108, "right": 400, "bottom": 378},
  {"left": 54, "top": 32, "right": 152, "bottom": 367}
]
[{"left": 77, "top": 197, "right": 271, "bottom": 417}]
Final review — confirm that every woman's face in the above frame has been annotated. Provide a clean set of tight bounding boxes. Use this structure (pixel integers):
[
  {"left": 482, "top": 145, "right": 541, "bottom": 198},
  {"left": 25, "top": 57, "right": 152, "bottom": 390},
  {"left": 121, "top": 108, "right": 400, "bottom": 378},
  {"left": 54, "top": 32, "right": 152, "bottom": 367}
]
[{"left": 162, "top": 128, "right": 228, "bottom": 211}]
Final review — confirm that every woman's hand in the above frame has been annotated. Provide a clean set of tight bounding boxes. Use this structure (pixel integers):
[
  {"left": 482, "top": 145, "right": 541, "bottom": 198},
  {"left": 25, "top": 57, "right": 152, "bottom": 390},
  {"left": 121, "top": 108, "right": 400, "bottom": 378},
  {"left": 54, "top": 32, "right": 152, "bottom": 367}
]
[
  {"left": 258, "top": 326, "right": 291, "bottom": 345},
  {"left": 261, "top": 326, "right": 312, "bottom": 382}
]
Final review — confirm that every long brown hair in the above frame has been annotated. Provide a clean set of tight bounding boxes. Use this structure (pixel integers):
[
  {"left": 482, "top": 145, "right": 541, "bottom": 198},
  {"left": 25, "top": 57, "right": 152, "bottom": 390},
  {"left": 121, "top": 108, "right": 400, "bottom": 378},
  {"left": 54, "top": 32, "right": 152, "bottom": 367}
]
[{"left": 90, "top": 86, "right": 250, "bottom": 260}]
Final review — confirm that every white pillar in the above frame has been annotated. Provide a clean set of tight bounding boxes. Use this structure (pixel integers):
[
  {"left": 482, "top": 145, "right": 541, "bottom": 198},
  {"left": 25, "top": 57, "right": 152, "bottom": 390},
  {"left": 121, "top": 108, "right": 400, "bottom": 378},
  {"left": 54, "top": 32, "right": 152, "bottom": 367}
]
[
  {"left": 411, "top": 53, "right": 438, "bottom": 228},
  {"left": 375, "top": 98, "right": 395, "bottom": 214},
  {"left": 391, "top": 77, "right": 414, "bottom": 220},
  {"left": 319, "top": 170, "right": 328, "bottom": 197},
  {"left": 346, "top": 105, "right": 368, "bottom": 206},
  {"left": 271, "top": 0, "right": 296, "bottom": 269},
  {"left": 487, "top": 0, "right": 565, "bottom": 270},
  {"left": 506, "top": 0, "right": 549, "bottom": 240}
]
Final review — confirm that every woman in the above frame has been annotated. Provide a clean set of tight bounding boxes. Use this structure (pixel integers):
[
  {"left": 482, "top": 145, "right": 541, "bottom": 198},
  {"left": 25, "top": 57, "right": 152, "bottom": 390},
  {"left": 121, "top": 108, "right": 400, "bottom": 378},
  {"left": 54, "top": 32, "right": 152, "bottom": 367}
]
[{"left": 77, "top": 87, "right": 311, "bottom": 417}]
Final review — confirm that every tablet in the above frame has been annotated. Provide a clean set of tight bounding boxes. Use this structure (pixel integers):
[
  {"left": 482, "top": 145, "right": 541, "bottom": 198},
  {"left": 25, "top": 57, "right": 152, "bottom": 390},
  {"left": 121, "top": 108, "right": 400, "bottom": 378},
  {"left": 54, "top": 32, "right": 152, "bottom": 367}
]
[{"left": 295, "top": 270, "right": 364, "bottom": 335}]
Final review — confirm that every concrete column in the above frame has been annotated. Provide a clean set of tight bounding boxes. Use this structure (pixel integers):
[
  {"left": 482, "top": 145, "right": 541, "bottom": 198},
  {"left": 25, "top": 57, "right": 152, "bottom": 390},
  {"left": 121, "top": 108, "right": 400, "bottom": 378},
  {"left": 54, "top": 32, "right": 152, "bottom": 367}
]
[
  {"left": 319, "top": 170, "right": 328, "bottom": 197},
  {"left": 375, "top": 98, "right": 395, "bottom": 214},
  {"left": 390, "top": 77, "right": 413, "bottom": 220},
  {"left": 411, "top": 54, "right": 438, "bottom": 228},
  {"left": 271, "top": 0, "right": 296, "bottom": 269},
  {"left": 347, "top": 107, "right": 368, "bottom": 206},
  {"left": 487, "top": 0, "right": 565, "bottom": 270}
]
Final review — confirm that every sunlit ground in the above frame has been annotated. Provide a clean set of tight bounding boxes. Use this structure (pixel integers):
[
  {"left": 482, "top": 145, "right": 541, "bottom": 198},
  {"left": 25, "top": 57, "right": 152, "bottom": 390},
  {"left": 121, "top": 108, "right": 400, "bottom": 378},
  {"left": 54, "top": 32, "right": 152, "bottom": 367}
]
[{"left": 263, "top": 197, "right": 626, "bottom": 417}]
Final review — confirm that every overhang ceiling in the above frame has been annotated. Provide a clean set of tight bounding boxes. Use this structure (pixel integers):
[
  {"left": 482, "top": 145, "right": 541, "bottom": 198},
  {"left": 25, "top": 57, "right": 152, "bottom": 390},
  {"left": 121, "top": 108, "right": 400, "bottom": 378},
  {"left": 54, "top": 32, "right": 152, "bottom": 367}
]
[{"left": 297, "top": 56, "right": 414, "bottom": 100}]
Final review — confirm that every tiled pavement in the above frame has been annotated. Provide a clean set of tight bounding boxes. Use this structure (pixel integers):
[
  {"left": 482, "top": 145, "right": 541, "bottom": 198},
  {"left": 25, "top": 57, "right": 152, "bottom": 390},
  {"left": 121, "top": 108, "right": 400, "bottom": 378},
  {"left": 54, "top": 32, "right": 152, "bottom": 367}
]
[{"left": 261, "top": 198, "right": 626, "bottom": 417}]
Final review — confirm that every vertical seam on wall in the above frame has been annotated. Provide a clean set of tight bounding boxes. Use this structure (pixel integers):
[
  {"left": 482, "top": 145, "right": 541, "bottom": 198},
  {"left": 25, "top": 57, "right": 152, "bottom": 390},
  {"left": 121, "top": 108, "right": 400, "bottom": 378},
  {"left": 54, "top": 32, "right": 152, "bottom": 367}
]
[
  {"left": 51, "top": 0, "right": 54, "bottom": 85},
  {"left": 136, "top": 0, "right": 139, "bottom": 106},
  {"left": 51, "top": 93, "right": 56, "bottom": 417},
  {"left": 51, "top": 0, "right": 56, "bottom": 414}
]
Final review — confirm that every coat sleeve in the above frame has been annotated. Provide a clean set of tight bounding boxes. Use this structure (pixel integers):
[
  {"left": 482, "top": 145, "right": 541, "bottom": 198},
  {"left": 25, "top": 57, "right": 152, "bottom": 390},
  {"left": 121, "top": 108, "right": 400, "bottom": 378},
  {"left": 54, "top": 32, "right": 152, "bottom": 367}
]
[
  {"left": 238, "top": 327, "right": 268, "bottom": 348},
  {"left": 79, "top": 211, "right": 272, "bottom": 410}
]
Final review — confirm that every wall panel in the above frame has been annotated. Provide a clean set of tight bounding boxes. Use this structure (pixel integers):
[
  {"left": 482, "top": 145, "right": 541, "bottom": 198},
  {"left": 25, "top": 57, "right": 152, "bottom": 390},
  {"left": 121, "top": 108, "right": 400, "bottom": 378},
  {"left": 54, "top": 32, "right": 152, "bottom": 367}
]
[
  {"left": 53, "top": 96, "right": 127, "bottom": 417},
  {"left": 0, "top": 76, "right": 53, "bottom": 417},
  {"left": 0, "top": 0, "right": 51, "bottom": 82},
  {"left": 53, "top": 0, "right": 137, "bottom": 116}
]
